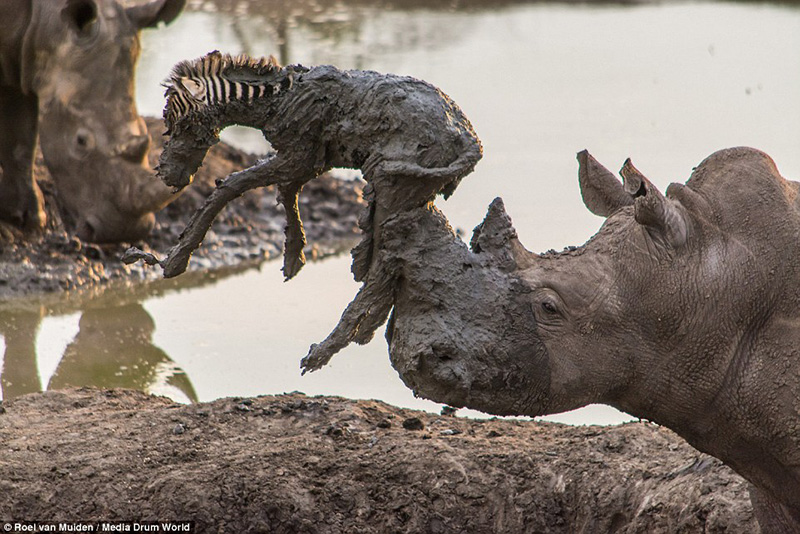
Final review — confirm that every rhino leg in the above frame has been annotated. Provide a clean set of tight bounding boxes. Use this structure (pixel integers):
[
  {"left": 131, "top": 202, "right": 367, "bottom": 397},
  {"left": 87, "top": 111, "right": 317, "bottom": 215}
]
[
  {"left": 0, "top": 86, "right": 45, "bottom": 230},
  {"left": 0, "top": 308, "right": 43, "bottom": 400}
]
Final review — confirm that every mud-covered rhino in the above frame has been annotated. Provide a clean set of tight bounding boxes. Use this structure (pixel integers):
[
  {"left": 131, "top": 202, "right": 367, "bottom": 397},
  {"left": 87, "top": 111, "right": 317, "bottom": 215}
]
[
  {"left": 333, "top": 147, "right": 796, "bottom": 532},
  {"left": 0, "top": 0, "right": 184, "bottom": 241},
  {"left": 141, "top": 56, "right": 795, "bottom": 529}
]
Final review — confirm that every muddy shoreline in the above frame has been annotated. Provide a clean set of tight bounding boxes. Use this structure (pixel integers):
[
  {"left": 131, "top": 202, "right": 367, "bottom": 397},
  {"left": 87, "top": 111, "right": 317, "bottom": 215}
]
[{"left": 0, "top": 388, "right": 754, "bottom": 532}]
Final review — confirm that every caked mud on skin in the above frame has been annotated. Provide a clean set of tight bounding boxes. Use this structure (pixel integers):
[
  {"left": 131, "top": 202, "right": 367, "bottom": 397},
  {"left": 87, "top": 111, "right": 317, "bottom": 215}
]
[
  {"left": 364, "top": 148, "right": 800, "bottom": 533},
  {"left": 146, "top": 50, "right": 481, "bottom": 282}
]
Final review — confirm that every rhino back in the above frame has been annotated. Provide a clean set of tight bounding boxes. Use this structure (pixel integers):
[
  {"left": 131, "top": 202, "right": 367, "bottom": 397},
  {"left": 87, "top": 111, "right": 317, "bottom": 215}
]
[{"left": 686, "top": 147, "right": 800, "bottom": 237}]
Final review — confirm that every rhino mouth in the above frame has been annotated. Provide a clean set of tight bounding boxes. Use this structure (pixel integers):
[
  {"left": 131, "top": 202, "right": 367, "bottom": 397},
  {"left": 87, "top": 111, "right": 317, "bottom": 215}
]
[
  {"left": 75, "top": 216, "right": 100, "bottom": 243},
  {"left": 74, "top": 211, "right": 156, "bottom": 244},
  {"left": 390, "top": 342, "right": 474, "bottom": 408},
  {"left": 389, "top": 313, "right": 554, "bottom": 416}
]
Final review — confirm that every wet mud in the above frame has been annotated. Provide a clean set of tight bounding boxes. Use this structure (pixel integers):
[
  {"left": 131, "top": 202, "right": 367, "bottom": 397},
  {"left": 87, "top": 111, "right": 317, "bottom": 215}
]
[{"left": 0, "top": 388, "right": 754, "bottom": 532}]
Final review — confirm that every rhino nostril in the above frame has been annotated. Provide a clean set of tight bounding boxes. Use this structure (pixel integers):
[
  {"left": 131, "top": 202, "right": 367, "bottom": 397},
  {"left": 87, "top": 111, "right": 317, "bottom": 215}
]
[{"left": 431, "top": 345, "right": 454, "bottom": 362}]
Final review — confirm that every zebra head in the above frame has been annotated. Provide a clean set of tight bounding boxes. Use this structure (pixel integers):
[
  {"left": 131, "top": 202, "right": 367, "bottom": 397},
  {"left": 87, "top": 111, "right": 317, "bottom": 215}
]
[{"left": 158, "top": 51, "right": 284, "bottom": 191}]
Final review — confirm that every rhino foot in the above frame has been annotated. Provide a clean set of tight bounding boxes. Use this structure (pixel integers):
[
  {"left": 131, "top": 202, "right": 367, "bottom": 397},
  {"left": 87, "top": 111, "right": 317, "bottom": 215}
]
[{"left": 0, "top": 181, "right": 46, "bottom": 232}]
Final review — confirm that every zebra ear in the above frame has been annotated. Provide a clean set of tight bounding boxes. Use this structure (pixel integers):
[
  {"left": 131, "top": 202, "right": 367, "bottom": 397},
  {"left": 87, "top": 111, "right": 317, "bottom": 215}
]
[{"left": 179, "top": 77, "right": 204, "bottom": 99}]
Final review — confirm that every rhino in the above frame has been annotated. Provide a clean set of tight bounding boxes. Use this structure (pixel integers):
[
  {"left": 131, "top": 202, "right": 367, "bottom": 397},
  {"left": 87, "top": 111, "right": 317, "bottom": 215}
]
[
  {"left": 350, "top": 147, "right": 797, "bottom": 532},
  {"left": 0, "top": 0, "right": 185, "bottom": 242}
]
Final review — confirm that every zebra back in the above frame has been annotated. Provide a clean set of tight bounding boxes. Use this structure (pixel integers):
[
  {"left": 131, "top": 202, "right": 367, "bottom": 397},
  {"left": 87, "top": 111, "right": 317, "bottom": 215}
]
[{"left": 163, "top": 51, "right": 282, "bottom": 130}]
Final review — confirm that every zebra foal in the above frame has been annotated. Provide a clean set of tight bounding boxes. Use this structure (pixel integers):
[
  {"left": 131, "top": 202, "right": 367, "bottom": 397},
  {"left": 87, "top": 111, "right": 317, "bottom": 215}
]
[{"left": 145, "top": 50, "right": 482, "bottom": 368}]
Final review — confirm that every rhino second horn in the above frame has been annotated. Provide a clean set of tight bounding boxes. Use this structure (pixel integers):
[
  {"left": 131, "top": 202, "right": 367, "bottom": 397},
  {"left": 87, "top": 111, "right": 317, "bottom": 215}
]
[
  {"left": 620, "top": 159, "right": 688, "bottom": 248},
  {"left": 470, "top": 198, "right": 516, "bottom": 252}
]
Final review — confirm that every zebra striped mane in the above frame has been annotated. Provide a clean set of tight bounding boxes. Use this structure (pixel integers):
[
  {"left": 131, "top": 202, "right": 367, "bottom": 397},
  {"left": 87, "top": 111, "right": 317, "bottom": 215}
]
[{"left": 163, "top": 51, "right": 281, "bottom": 129}]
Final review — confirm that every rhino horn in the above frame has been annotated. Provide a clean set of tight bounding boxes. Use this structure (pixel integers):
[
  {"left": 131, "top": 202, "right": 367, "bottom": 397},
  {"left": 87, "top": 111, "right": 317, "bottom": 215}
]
[
  {"left": 129, "top": 168, "right": 181, "bottom": 215},
  {"left": 470, "top": 197, "right": 531, "bottom": 271},
  {"left": 620, "top": 158, "right": 688, "bottom": 248},
  {"left": 125, "top": 0, "right": 186, "bottom": 29},
  {"left": 577, "top": 150, "right": 634, "bottom": 217}
]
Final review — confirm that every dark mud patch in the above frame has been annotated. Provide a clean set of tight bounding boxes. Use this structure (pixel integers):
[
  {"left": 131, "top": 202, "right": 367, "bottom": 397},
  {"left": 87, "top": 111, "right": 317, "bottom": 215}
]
[
  {"left": 0, "top": 388, "right": 754, "bottom": 532},
  {"left": 0, "top": 117, "right": 364, "bottom": 302}
]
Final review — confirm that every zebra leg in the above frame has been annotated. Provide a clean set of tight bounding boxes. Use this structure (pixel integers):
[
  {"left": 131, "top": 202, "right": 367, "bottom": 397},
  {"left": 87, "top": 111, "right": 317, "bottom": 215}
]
[
  {"left": 162, "top": 155, "right": 308, "bottom": 278},
  {"left": 301, "top": 247, "right": 398, "bottom": 373},
  {"left": 351, "top": 149, "right": 480, "bottom": 282},
  {"left": 376, "top": 148, "right": 482, "bottom": 200},
  {"left": 277, "top": 182, "right": 307, "bottom": 280}
]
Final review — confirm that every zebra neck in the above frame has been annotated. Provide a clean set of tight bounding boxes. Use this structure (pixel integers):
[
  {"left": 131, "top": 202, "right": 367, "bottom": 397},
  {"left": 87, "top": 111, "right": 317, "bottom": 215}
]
[
  {"left": 187, "top": 69, "right": 292, "bottom": 131},
  {"left": 202, "top": 73, "right": 283, "bottom": 107}
]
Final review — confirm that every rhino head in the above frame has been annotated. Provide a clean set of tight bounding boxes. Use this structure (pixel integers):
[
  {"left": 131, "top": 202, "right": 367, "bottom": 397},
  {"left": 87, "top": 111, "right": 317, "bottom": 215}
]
[
  {"left": 383, "top": 147, "right": 800, "bottom": 517},
  {"left": 24, "top": 0, "right": 185, "bottom": 242}
]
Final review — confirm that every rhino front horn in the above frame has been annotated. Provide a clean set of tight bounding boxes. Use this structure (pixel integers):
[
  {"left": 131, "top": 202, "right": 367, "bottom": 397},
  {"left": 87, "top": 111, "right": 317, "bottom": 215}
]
[{"left": 469, "top": 197, "right": 528, "bottom": 271}]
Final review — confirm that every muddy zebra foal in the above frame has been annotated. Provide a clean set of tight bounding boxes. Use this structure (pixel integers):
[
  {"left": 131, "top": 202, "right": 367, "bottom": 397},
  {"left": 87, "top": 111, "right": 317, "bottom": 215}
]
[{"left": 155, "top": 51, "right": 482, "bottom": 287}]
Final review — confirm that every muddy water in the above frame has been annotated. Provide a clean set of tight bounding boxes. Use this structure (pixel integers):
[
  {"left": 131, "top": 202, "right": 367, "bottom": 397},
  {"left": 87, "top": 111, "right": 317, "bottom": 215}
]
[{"left": 2, "top": 1, "right": 799, "bottom": 424}]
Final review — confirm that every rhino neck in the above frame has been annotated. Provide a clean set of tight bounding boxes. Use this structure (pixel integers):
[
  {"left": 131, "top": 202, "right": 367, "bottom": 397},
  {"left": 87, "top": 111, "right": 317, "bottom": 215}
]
[
  {"left": 619, "top": 382, "right": 800, "bottom": 515},
  {"left": 0, "top": 0, "right": 31, "bottom": 86},
  {"left": 612, "top": 307, "right": 800, "bottom": 511}
]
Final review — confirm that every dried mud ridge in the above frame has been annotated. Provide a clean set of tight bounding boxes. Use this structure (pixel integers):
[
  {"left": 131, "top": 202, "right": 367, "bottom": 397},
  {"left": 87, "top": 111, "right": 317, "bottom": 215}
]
[
  {"left": 0, "top": 389, "right": 754, "bottom": 533},
  {"left": 0, "top": 117, "right": 364, "bottom": 301}
]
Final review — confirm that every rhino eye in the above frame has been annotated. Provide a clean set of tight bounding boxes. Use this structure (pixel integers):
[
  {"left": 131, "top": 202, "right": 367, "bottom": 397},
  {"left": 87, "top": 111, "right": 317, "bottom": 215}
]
[
  {"left": 532, "top": 289, "right": 565, "bottom": 323},
  {"left": 72, "top": 128, "right": 95, "bottom": 156}
]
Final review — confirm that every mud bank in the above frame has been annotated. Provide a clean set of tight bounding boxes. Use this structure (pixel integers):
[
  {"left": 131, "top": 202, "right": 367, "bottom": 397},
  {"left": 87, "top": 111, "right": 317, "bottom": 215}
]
[
  {"left": 0, "top": 117, "right": 364, "bottom": 301},
  {"left": 0, "top": 388, "right": 754, "bottom": 533}
]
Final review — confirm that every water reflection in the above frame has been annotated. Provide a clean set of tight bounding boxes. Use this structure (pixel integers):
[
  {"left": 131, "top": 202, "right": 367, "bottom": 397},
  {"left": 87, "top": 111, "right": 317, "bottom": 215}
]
[
  {"left": 0, "top": 263, "right": 261, "bottom": 404},
  {"left": 0, "top": 303, "right": 196, "bottom": 403},
  {"left": 0, "top": 308, "right": 44, "bottom": 399},
  {"left": 48, "top": 304, "right": 197, "bottom": 403}
]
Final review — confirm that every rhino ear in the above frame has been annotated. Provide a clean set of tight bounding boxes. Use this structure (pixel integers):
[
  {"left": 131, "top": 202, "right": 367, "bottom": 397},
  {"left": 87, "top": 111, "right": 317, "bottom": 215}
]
[
  {"left": 126, "top": 0, "right": 186, "bottom": 29},
  {"left": 62, "top": 0, "right": 99, "bottom": 38},
  {"left": 619, "top": 159, "right": 688, "bottom": 248},
  {"left": 577, "top": 150, "right": 634, "bottom": 217}
]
